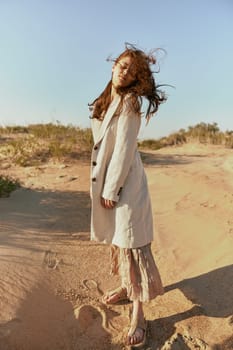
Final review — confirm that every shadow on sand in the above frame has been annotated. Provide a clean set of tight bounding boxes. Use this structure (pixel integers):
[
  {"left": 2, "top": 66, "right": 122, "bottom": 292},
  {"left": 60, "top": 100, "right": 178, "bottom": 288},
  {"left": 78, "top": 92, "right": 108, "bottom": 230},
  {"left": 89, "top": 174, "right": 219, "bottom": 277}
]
[
  {"left": 0, "top": 187, "right": 91, "bottom": 256},
  {"left": 212, "top": 335, "right": 233, "bottom": 350},
  {"left": 147, "top": 265, "right": 233, "bottom": 349},
  {"left": 0, "top": 283, "right": 121, "bottom": 350},
  {"left": 140, "top": 151, "right": 193, "bottom": 167}
]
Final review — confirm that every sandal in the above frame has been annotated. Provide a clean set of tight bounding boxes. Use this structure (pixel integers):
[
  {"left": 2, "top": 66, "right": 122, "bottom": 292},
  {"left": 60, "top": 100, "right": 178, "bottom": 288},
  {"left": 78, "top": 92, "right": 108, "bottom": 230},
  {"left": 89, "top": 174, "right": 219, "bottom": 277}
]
[
  {"left": 102, "top": 286, "right": 129, "bottom": 305},
  {"left": 126, "top": 317, "right": 147, "bottom": 348}
]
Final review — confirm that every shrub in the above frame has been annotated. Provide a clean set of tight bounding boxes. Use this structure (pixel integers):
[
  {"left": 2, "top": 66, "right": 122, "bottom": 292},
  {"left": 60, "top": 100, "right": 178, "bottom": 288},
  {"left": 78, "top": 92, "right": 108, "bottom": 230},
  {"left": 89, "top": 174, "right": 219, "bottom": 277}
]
[
  {"left": 186, "top": 122, "right": 223, "bottom": 144},
  {"left": 139, "top": 139, "right": 163, "bottom": 150},
  {"left": 0, "top": 175, "right": 20, "bottom": 197},
  {"left": 225, "top": 132, "right": 233, "bottom": 148},
  {"left": 163, "top": 132, "right": 187, "bottom": 146},
  {"left": 7, "top": 138, "right": 43, "bottom": 166}
]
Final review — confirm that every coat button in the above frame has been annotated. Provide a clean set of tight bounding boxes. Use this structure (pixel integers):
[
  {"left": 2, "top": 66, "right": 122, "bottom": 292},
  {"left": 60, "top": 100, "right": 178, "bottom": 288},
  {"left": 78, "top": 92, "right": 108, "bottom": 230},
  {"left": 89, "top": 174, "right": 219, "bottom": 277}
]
[
  {"left": 92, "top": 177, "right": 96, "bottom": 182},
  {"left": 92, "top": 161, "right": 97, "bottom": 166},
  {"left": 94, "top": 145, "right": 98, "bottom": 150},
  {"left": 117, "top": 187, "right": 123, "bottom": 196}
]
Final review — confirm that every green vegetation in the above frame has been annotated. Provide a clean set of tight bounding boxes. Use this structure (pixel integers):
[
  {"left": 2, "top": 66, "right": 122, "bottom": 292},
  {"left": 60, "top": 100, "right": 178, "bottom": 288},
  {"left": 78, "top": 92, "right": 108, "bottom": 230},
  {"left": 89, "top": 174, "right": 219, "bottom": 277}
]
[
  {"left": 0, "top": 175, "right": 20, "bottom": 197},
  {"left": 0, "top": 122, "right": 232, "bottom": 168}
]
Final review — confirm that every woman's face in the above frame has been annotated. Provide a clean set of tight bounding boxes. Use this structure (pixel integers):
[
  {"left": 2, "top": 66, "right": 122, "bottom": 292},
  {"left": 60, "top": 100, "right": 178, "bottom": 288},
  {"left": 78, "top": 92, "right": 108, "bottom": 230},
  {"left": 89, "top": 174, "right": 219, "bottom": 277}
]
[{"left": 112, "top": 56, "right": 136, "bottom": 89}]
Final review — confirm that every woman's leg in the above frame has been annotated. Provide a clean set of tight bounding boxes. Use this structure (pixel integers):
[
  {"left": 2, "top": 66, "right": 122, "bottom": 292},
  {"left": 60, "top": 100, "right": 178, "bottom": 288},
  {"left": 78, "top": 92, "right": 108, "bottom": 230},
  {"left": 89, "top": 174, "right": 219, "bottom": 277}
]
[
  {"left": 120, "top": 245, "right": 163, "bottom": 345},
  {"left": 102, "top": 245, "right": 129, "bottom": 304},
  {"left": 126, "top": 299, "right": 147, "bottom": 346},
  {"left": 107, "top": 244, "right": 162, "bottom": 344}
]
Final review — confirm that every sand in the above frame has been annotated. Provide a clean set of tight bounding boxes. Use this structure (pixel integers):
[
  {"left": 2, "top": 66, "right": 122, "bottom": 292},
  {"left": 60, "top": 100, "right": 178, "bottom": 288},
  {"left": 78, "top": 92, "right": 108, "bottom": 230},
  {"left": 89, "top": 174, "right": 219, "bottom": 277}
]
[{"left": 0, "top": 143, "right": 232, "bottom": 349}]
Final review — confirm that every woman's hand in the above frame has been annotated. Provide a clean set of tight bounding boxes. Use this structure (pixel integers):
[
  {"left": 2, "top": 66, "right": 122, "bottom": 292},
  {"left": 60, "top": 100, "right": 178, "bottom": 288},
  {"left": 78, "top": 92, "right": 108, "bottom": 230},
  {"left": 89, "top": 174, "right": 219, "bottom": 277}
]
[{"left": 101, "top": 197, "right": 116, "bottom": 209}]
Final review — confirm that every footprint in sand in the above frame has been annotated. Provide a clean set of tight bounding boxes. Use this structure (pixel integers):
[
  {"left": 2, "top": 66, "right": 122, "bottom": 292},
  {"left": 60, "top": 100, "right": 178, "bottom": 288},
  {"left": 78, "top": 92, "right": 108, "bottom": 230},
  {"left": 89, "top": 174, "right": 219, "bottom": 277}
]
[
  {"left": 43, "top": 250, "right": 61, "bottom": 269},
  {"left": 161, "top": 331, "right": 210, "bottom": 350},
  {"left": 73, "top": 305, "right": 112, "bottom": 349}
]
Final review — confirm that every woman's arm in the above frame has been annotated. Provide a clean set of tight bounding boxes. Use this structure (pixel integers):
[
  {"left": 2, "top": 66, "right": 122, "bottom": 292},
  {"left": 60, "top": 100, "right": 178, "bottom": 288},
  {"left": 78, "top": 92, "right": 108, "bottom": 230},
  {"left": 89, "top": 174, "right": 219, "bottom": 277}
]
[{"left": 101, "top": 96, "right": 141, "bottom": 204}]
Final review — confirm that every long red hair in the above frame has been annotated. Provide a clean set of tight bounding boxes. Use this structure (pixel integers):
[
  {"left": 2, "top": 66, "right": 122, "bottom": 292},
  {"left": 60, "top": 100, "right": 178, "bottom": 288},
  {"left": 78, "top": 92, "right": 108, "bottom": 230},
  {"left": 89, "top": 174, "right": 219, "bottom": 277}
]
[{"left": 89, "top": 44, "right": 166, "bottom": 122}]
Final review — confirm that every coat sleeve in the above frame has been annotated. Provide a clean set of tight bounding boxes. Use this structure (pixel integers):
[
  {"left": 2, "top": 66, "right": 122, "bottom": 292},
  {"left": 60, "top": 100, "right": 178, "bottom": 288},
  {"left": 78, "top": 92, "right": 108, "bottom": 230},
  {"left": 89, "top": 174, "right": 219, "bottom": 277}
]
[{"left": 101, "top": 97, "right": 141, "bottom": 202}]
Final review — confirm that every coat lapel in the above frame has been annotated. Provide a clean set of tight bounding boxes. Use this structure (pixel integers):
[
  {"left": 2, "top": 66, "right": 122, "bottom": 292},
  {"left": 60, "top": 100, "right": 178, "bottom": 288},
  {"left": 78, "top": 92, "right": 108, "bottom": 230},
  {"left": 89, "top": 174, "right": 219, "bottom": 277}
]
[{"left": 94, "top": 95, "right": 121, "bottom": 145}]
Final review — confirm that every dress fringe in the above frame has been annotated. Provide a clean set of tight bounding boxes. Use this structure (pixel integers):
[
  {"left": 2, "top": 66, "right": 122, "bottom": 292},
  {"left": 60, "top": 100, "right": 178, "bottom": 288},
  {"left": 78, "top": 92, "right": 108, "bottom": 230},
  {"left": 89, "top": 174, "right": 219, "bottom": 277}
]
[{"left": 110, "top": 244, "right": 164, "bottom": 302}]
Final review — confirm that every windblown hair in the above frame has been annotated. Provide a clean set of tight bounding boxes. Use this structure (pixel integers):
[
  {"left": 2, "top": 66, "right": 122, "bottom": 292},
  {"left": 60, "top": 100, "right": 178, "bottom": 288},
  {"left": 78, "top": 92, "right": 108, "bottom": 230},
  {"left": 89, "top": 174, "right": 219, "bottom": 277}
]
[{"left": 89, "top": 43, "right": 166, "bottom": 122}]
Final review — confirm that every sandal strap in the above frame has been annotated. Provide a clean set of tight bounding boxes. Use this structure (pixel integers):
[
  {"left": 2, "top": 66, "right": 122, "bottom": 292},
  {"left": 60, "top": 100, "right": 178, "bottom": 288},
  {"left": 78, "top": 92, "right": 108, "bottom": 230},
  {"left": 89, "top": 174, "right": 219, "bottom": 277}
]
[
  {"left": 128, "top": 318, "right": 147, "bottom": 336},
  {"left": 126, "top": 318, "right": 147, "bottom": 347},
  {"left": 102, "top": 286, "right": 129, "bottom": 304},
  {"left": 108, "top": 286, "right": 127, "bottom": 298}
]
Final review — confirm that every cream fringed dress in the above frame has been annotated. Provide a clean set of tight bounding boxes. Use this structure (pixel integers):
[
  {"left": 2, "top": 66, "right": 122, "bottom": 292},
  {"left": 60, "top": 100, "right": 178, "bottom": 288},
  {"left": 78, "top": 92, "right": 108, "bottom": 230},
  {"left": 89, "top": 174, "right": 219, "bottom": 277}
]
[{"left": 90, "top": 94, "right": 164, "bottom": 301}]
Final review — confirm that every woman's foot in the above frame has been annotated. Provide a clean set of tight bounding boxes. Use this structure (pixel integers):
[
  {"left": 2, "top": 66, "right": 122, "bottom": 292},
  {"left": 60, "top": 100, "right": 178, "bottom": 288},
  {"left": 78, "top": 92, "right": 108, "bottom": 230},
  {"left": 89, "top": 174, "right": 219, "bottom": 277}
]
[
  {"left": 102, "top": 286, "right": 129, "bottom": 304},
  {"left": 126, "top": 321, "right": 147, "bottom": 347},
  {"left": 126, "top": 300, "right": 147, "bottom": 347}
]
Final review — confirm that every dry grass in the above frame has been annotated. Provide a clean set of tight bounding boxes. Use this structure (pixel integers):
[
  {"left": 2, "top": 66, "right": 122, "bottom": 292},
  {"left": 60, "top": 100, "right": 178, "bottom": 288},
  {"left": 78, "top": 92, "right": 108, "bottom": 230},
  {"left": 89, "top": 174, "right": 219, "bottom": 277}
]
[
  {"left": 0, "top": 122, "right": 232, "bottom": 169},
  {"left": 139, "top": 122, "right": 233, "bottom": 150},
  {"left": 0, "top": 123, "right": 93, "bottom": 167}
]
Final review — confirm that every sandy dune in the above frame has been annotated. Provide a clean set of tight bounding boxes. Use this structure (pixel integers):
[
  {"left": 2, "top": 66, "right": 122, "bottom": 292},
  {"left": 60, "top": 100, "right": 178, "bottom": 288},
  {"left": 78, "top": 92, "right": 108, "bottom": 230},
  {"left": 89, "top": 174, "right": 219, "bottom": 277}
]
[{"left": 0, "top": 143, "right": 232, "bottom": 349}]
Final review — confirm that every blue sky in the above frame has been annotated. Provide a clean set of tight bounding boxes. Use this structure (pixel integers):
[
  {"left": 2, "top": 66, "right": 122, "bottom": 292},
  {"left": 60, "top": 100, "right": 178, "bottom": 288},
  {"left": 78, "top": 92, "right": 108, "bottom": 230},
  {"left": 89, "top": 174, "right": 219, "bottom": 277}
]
[{"left": 0, "top": 0, "right": 232, "bottom": 139}]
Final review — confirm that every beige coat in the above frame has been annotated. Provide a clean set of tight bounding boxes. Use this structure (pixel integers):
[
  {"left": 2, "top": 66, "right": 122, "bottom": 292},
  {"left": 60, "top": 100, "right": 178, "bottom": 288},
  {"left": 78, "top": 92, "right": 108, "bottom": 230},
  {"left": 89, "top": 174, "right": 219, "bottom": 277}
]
[{"left": 90, "top": 94, "right": 154, "bottom": 249}]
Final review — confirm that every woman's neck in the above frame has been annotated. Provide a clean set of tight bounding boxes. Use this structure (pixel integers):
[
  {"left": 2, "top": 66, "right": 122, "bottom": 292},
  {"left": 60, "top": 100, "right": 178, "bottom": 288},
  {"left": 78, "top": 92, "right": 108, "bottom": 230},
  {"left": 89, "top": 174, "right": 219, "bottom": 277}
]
[{"left": 111, "top": 84, "right": 118, "bottom": 101}]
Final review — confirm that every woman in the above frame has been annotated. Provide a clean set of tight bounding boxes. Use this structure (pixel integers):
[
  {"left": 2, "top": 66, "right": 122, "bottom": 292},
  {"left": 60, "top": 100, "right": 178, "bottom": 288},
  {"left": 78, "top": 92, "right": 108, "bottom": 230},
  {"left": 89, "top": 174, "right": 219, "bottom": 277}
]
[{"left": 89, "top": 43, "right": 166, "bottom": 347}]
